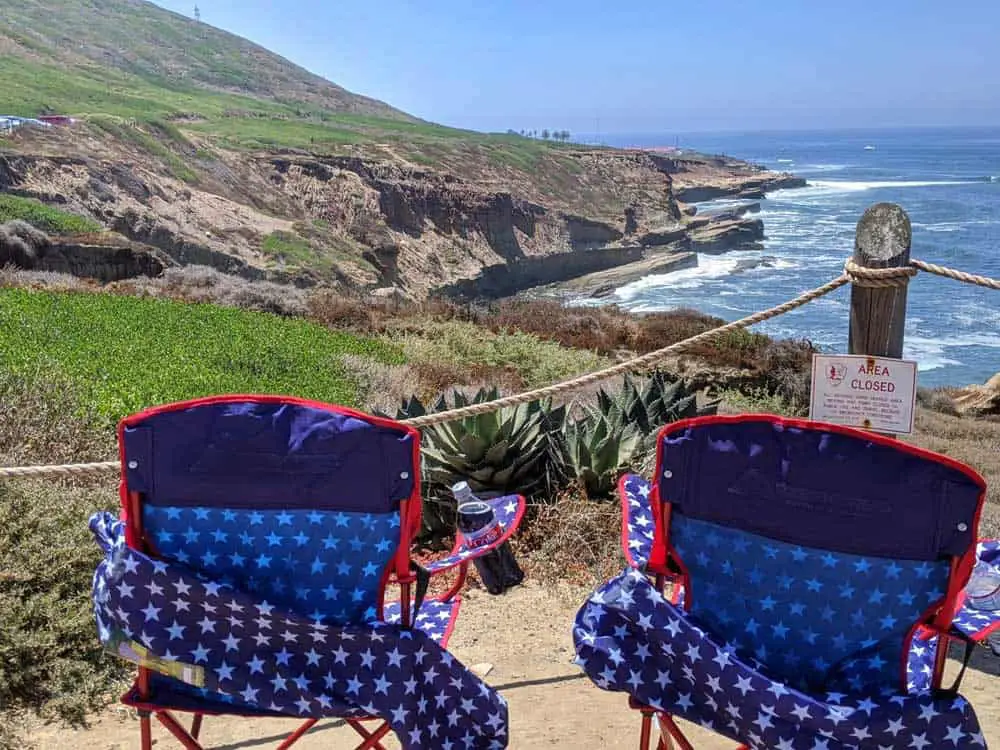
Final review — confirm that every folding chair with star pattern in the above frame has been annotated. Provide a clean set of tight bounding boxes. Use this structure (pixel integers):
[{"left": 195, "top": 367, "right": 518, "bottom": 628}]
[
  {"left": 108, "top": 395, "right": 525, "bottom": 750},
  {"left": 576, "top": 414, "right": 992, "bottom": 749}
]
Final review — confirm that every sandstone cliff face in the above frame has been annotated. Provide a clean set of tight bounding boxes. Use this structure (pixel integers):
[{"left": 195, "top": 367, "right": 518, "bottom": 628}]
[{"left": 0, "top": 129, "right": 796, "bottom": 299}]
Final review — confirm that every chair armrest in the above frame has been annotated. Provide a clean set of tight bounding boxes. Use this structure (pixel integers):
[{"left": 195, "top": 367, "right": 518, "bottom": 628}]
[
  {"left": 951, "top": 539, "right": 1000, "bottom": 642},
  {"left": 619, "top": 474, "right": 656, "bottom": 570},
  {"left": 424, "top": 494, "right": 526, "bottom": 575}
]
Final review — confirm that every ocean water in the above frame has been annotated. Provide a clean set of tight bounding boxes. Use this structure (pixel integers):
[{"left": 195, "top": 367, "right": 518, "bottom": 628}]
[{"left": 597, "top": 128, "right": 1000, "bottom": 387}]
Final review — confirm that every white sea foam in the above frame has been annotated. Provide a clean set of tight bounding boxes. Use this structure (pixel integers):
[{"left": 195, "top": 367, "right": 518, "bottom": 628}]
[
  {"left": 904, "top": 333, "right": 1000, "bottom": 372},
  {"left": 911, "top": 221, "right": 965, "bottom": 233},
  {"left": 805, "top": 179, "right": 972, "bottom": 194},
  {"left": 798, "top": 163, "right": 849, "bottom": 173},
  {"left": 615, "top": 255, "right": 743, "bottom": 297},
  {"left": 904, "top": 340, "right": 963, "bottom": 371}
]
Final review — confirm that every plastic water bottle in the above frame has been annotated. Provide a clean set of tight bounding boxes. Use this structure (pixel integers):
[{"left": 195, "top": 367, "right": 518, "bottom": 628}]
[
  {"left": 988, "top": 631, "right": 1000, "bottom": 657},
  {"left": 966, "top": 561, "right": 1000, "bottom": 612},
  {"left": 452, "top": 482, "right": 524, "bottom": 595}
]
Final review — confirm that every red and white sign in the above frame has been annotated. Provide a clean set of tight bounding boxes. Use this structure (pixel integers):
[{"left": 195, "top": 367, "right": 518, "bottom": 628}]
[{"left": 809, "top": 354, "right": 918, "bottom": 434}]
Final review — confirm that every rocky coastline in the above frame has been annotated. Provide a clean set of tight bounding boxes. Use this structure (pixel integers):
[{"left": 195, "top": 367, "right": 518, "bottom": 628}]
[
  {"left": 2, "top": 128, "right": 804, "bottom": 301},
  {"left": 524, "top": 164, "right": 803, "bottom": 300}
]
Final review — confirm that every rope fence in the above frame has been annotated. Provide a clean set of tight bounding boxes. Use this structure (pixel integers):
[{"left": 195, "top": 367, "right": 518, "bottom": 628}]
[{"left": 2, "top": 255, "right": 998, "bottom": 480}]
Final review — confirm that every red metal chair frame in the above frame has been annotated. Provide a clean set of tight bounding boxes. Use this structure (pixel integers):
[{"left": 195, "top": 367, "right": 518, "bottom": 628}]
[
  {"left": 115, "top": 395, "right": 465, "bottom": 750},
  {"left": 627, "top": 414, "right": 986, "bottom": 750}
]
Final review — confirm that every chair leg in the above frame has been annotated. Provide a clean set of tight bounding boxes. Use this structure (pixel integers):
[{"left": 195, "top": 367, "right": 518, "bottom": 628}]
[
  {"left": 276, "top": 719, "right": 320, "bottom": 750},
  {"left": 639, "top": 708, "right": 654, "bottom": 750},
  {"left": 657, "top": 714, "right": 695, "bottom": 750},
  {"left": 156, "top": 710, "right": 205, "bottom": 750},
  {"left": 139, "top": 710, "right": 153, "bottom": 750},
  {"left": 191, "top": 713, "right": 204, "bottom": 740},
  {"left": 346, "top": 718, "right": 392, "bottom": 750}
]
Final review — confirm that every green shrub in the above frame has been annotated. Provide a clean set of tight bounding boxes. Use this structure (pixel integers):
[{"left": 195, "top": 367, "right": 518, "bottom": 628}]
[
  {"left": 719, "top": 386, "right": 801, "bottom": 416},
  {"left": 0, "top": 478, "right": 125, "bottom": 748},
  {"left": 0, "top": 195, "right": 101, "bottom": 235},
  {"left": 0, "top": 288, "right": 403, "bottom": 425},
  {"left": 261, "top": 230, "right": 315, "bottom": 266},
  {"left": 388, "top": 320, "right": 607, "bottom": 389}
]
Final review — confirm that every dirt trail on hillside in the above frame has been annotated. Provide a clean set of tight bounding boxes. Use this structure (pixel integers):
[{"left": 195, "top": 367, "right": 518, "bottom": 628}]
[{"left": 27, "top": 580, "right": 1000, "bottom": 749}]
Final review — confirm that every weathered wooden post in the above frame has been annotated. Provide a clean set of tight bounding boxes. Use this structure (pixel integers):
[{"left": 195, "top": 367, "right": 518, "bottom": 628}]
[
  {"left": 849, "top": 203, "right": 912, "bottom": 359},
  {"left": 847, "top": 203, "right": 913, "bottom": 438}
]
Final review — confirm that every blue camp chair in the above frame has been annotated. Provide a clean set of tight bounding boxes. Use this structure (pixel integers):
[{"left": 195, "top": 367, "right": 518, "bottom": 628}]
[
  {"left": 90, "top": 395, "right": 524, "bottom": 750},
  {"left": 574, "top": 414, "right": 993, "bottom": 749}
]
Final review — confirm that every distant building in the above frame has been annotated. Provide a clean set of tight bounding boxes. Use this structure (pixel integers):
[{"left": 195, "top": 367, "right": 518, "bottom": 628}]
[
  {"left": 0, "top": 116, "right": 55, "bottom": 134},
  {"left": 37, "top": 115, "right": 75, "bottom": 126}
]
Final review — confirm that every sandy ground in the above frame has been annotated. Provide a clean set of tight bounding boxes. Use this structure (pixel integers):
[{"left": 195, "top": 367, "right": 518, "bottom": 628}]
[{"left": 27, "top": 580, "right": 1000, "bottom": 749}]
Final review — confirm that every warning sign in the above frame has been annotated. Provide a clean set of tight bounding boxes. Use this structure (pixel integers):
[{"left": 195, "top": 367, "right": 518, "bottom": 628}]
[{"left": 809, "top": 354, "right": 918, "bottom": 434}]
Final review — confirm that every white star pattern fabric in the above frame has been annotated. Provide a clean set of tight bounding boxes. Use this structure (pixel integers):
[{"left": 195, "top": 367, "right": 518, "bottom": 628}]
[
  {"left": 424, "top": 497, "right": 523, "bottom": 575},
  {"left": 621, "top": 475, "right": 656, "bottom": 570},
  {"left": 574, "top": 569, "right": 987, "bottom": 749},
  {"left": 605, "top": 474, "right": 999, "bottom": 748},
  {"left": 623, "top": 475, "right": 1000, "bottom": 650},
  {"left": 91, "top": 512, "right": 508, "bottom": 749},
  {"left": 952, "top": 541, "right": 1000, "bottom": 643}
]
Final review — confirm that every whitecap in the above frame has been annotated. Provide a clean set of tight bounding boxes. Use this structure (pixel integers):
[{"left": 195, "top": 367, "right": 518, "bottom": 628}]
[
  {"left": 911, "top": 221, "right": 965, "bottom": 233},
  {"left": 798, "top": 164, "right": 849, "bottom": 173},
  {"left": 807, "top": 179, "right": 974, "bottom": 192},
  {"left": 614, "top": 255, "right": 743, "bottom": 297}
]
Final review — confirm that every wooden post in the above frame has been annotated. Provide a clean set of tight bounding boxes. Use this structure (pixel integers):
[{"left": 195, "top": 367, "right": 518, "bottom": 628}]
[
  {"left": 849, "top": 203, "right": 912, "bottom": 358},
  {"left": 848, "top": 203, "right": 912, "bottom": 438}
]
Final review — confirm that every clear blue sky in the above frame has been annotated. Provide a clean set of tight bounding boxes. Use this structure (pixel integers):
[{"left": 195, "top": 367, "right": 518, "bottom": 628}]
[{"left": 152, "top": 0, "right": 1000, "bottom": 134}]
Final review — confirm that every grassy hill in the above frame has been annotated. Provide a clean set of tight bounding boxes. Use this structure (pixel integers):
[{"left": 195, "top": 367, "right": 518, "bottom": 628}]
[
  {"left": 0, "top": 286, "right": 404, "bottom": 423},
  {"left": 0, "top": 0, "right": 556, "bottom": 154},
  {"left": 2, "top": 0, "right": 409, "bottom": 120}
]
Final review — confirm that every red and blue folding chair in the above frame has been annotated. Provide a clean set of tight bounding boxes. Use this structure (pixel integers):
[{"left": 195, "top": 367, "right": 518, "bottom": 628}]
[
  {"left": 575, "top": 414, "right": 993, "bottom": 749},
  {"left": 90, "top": 395, "right": 524, "bottom": 750}
]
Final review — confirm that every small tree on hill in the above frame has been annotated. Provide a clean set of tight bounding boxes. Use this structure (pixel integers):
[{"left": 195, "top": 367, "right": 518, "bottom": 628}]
[
  {"left": 194, "top": 5, "right": 201, "bottom": 20},
  {"left": 541, "top": 129, "right": 550, "bottom": 140}
]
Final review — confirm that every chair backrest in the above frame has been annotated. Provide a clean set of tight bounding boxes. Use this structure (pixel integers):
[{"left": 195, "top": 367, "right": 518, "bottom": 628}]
[
  {"left": 118, "top": 395, "right": 421, "bottom": 627},
  {"left": 649, "top": 414, "right": 986, "bottom": 695}
]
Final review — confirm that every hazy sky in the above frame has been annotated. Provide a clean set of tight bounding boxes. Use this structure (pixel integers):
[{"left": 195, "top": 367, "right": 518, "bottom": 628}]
[{"left": 151, "top": 0, "right": 1000, "bottom": 134}]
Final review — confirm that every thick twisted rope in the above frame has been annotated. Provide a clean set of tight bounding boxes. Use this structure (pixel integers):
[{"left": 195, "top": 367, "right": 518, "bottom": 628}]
[
  {"left": 402, "top": 272, "right": 851, "bottom": 427},
  {"left": 910, "top": 259, "right": 1000, "bottom": 291},
  {"left": 842, "top": 258, "right": 1000, "bottom": 291},
  {"left": 0, "top": 461, "right": 119, "bottom": 478},
  {"left": 842, "top": 259, "right": 917, "bottom": 288},
  {"left": 3, "top": 256, "right": 999, "bottom": 479}
]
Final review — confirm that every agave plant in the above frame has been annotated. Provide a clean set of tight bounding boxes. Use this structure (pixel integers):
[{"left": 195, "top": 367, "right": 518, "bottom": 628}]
[
  {"left": 392, "top": 387, "right": 567, "bottom": 537},
  {"left": 565, "top": 372, "right": 719, "bottom": 498},
  {"left": 596, "top": 371, "right": 718, "bottom": 436},
  {"left": 563, "top": 410, "right": 645, "bottom": 498}
]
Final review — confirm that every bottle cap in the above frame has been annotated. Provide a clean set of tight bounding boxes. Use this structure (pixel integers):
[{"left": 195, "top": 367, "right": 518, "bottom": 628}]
[{"left": 451, "top": 481, "right": 473, "bottom": 502}]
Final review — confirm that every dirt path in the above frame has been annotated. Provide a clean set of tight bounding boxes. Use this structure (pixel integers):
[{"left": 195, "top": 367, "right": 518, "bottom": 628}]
[{"left": 27, "top": 580, "right": 1000, "bottom": 749}]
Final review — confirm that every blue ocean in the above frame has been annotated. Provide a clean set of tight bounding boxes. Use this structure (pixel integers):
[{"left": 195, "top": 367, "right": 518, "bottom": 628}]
[{"left": 598, "top": 128, "right": 1000, "bottom": 388}]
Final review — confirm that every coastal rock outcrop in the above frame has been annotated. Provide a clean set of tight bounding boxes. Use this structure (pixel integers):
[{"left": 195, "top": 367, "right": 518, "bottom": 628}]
[
  {"left": 3, "top": 128, "right": 804, "bottom": 300},
  {"left": 950, "top": 373, "right": 1000, "bottom": 417}
]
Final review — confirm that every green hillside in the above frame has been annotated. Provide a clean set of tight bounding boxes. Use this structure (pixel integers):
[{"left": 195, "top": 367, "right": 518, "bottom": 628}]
[
  {"left": 1, "top": 0, "right": 408, "bottom": 119},
  {"left": 0, "top": 287, "right": 403, "bottom": 423},
  {"left": 0, "top": 0, "right": 578, "bottom": 158}
]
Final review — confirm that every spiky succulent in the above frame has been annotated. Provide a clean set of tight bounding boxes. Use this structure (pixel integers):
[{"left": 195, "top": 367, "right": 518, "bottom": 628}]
[
  {"left": 392, "top": 387, "right": 567, "bottom": 536},
  {"left": 565, "top": 372, "right": 719, "bottom": 498},
  {"left": 563, "top": 410, "right": 645, "bottom": 498}
]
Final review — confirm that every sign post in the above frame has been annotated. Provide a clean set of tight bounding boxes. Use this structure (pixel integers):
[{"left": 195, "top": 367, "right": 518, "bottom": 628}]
[
  {"left": 809, "top": 354, "right": 917, "bottom": 435},
  {"left": 844, "top": 202, "right": 915, "bottom": 438}
]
